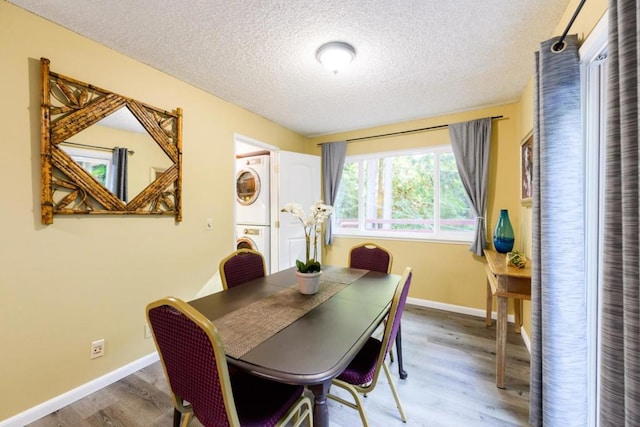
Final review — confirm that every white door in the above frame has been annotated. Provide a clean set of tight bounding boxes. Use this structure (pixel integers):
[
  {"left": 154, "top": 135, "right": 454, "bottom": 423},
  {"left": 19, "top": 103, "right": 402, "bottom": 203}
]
[{"left": 277, "top": 151, "right": 321, "bottom": 271}]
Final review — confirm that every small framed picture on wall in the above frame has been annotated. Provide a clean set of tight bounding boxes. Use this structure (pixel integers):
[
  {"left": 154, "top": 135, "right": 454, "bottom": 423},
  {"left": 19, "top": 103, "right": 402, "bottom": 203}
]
[{"left": 520, "top": 130, "right": 533, "bottom": 205}]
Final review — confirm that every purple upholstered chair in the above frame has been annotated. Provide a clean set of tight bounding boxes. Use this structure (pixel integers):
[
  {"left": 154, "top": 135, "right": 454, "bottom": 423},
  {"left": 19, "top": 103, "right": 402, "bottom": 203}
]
[
  {"left": 348, "top": 242, "right": 393, "bottom": 273},
  {"left": 219, "top": 249, "right": 267, "bottom": 290},
  {"left": 146, "top": 297, "right": 312, "bottom": 427},
  {"left": 349, "top": 242, "right": 406, "bottom": 375},
  {"left": 327, "top": 267, "right": 412, "bottom": 426}
]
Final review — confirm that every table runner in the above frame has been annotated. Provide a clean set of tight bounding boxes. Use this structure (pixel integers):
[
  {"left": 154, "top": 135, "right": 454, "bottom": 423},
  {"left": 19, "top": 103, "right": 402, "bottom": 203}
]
[{"left": 214, "top": 267, "right": 368, "bottom": 358}]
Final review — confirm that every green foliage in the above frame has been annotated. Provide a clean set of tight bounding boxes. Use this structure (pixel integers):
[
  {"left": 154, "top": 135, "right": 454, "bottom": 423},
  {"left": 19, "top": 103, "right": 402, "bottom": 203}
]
[
  {"left": 335, "top": 162, "right": 359, "bottom": 220},
  {"left": 335, "top": 150, "right": 474, "bottom": 233},
  {"left": 296, "top": 259, "right": 321, "bottom": 273},
  {"left": 391, "top": 154, "right": 434, "bottom": 230},
  {"left": 439, "top": 153, "right": 474, "bottom": 231},
  {"left": 91, "top": 164, "right": 107, "bottom": 185}
]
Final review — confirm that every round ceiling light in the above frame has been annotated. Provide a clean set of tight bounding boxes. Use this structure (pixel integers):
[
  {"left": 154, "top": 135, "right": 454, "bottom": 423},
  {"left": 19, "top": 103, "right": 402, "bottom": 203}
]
[{"left": 316, "top": 41, "right": 356, "bottom": 75}]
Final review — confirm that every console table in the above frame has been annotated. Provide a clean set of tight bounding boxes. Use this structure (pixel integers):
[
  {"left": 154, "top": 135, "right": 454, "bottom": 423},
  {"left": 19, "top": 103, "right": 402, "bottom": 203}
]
[{"left": 484, "top": 249, "right": 532, "bottom": 389}]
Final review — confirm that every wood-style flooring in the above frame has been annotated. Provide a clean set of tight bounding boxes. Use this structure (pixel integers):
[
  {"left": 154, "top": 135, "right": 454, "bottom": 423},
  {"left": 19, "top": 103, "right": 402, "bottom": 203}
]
[{"left": 28, "top": 306, "right": 530, "bottom": 427}]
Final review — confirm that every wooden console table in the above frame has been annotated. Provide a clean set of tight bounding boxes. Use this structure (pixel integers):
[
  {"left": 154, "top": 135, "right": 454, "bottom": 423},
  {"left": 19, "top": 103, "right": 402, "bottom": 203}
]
[{"left": 484, "top": 249, "right": 531, "bottom": 388}]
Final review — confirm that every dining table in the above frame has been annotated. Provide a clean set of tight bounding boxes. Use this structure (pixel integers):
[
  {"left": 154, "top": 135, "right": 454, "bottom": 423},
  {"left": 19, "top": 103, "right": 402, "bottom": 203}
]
[{"left": 188, "top": 265, "right": 401, "bottom": 427}]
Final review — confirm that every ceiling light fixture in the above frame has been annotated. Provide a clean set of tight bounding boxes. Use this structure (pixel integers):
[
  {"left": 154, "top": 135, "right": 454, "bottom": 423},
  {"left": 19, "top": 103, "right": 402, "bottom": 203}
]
[{"left": 316, "top": 41, "right": 356, "bottom": 75}]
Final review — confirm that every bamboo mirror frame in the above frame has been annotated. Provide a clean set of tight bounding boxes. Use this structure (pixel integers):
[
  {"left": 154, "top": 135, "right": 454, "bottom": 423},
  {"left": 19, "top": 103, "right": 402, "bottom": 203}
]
[{"left": 40, "top": 58, "right": 182, "bottom": 224}]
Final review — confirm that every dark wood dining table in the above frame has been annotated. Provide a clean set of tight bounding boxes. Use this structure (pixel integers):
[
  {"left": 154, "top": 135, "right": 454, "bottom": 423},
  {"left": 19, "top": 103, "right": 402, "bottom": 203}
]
[{"left": 189, "top": 266, "right": 401, "bottom": 427}]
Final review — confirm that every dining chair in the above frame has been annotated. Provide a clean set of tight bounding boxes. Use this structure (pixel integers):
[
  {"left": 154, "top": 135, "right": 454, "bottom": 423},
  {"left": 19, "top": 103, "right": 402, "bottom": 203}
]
[
  {"left": 146, "top": 297, "right": 313, "bottom": 427},
  {"left": 327, "top": 267, "right": 412, "bottom": 426},
  {"left": 219, "top": 248, "right": 267, "bottom": 290},
  {"left": 348, "top": 242, "right": 403, "bottom": 368},
  {"left": 348, "top": 242, "right": 393, "bottom": 273}
]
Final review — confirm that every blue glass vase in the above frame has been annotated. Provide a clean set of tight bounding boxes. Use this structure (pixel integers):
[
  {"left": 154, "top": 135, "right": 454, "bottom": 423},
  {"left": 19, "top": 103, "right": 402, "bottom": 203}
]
[{"left": 493, "top": 209, "right": 514, "bottom": 253}]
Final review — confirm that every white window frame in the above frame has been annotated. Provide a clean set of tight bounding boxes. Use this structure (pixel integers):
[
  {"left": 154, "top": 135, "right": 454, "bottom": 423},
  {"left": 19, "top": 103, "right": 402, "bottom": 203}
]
[
  {"left": 333, "top": 145, "right": 474, "bottom": 243},
  {"left": 580, "top": 11, "right": 608, "bottom": 427},
  {"left": 62, "top": 146, "right": 113, "bottom": 188}
]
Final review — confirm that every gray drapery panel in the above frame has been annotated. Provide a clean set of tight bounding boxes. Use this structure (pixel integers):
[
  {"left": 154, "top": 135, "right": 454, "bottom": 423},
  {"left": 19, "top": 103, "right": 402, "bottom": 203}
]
[
  {"left": 600, "top": 2, "right": 640, "bottom": 425},
  {"left": 111, "top": 147, "right": 128, "bottom": 202},
  {"left": 321, "top": 141, "right": 346, "bottom": 245},
  {"left": 448, "top": 118, "right": 491, "bottom": 256},
  {"left": 529, "top": 35, "right": 587, "bottom": 426}
]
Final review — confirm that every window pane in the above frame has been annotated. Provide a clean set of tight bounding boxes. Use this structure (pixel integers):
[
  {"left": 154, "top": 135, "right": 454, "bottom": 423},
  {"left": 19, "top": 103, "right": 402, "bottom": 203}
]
[
  {"left": 364, "top": 158, "right": 383, "bottom": 230},
  {"left": 74, "top": 157, "right": 109, "bottom": 186},
  {"left": 335, "top": 161, "right": 359, "bottom": 229},
  {"left": 390, "top": 153, "right": 434, "bottom": 231},
  {"left": 439, "top": 153, "right": 474, "bottom": 232}
]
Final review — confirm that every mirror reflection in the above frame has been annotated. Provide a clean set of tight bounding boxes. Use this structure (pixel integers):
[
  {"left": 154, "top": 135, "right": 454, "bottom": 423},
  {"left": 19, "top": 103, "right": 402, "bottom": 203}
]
[{"left": 59, "top": 108, "right": 173, "bottom": 202}]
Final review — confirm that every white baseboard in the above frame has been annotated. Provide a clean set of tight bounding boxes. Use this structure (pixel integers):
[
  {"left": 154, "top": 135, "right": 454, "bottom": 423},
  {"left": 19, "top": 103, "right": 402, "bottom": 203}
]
[
  {"left": 0, "top": 352, "right": 159, "bottom": 427},
  {"left": 407, "top": 297, "right": 516, "bottom": 323},
  {"left": 407, "top": 297, "right": 532, "bottom": 354},
  {"left": 520, "top": 326, "right": 531, "bottom": 353}
]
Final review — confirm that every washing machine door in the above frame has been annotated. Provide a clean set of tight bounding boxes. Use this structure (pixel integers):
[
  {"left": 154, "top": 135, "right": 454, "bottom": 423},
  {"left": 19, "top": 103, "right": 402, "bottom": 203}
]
[
  {"left": 236, "top": 167, "right": 261, "bottom": 206},
  {"left": 236, "top": 237, "right": 256, "bottom": 251}
]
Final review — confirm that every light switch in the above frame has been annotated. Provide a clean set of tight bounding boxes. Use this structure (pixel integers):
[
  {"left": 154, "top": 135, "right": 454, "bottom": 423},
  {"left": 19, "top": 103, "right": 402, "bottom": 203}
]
[{"left": 206, "top": 218, "right": 213, "bottom": 230}]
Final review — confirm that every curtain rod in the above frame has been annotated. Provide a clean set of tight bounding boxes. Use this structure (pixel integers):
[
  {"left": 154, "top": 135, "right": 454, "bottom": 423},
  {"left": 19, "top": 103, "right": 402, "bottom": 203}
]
[
  {"left": 552, "top": 0, "right": 586, "bottom": 52},
  {"left": 60, "top": 141, "right": 135, "bottom": 155},
  {"left": 317, "top": 115, "right": 504, "bottom": 146}
]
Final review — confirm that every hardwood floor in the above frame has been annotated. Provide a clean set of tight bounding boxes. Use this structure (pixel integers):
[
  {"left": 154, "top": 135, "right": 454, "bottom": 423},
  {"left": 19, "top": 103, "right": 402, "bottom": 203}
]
[{"left": 28, "top": 306, "right": 530, "bottom": 427}]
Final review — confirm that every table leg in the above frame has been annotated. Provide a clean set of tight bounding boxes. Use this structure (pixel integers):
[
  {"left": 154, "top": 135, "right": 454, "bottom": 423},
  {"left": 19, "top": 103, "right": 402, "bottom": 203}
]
[
  {"left": 514, "top": 298, "right": 522, "bottom": 333},
  {"left": 496, "top": 294, "right": 508, "bottom": 389},
  {"left": 486, "top": 282, "right": 493, "bottom": 326},
  {"left": 308, "top": 381, "right": 331, "bottom": 427},
  {"left": 173, "top": 408, "right": 181, "bottom": 427},
  {"left": 396, "top": 324, "right": 408, "bottom": 379}
]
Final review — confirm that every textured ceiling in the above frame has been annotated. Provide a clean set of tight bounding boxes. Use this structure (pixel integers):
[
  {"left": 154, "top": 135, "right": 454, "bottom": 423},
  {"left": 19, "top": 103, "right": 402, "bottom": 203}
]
[{"left": 10, "top": 0, "right": 571, "bottom": 137}]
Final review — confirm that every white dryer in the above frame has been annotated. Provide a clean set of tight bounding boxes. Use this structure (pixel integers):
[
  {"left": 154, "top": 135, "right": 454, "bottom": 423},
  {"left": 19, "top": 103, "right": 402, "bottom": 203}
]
[
  {"left": 236, "top": 154, "right": 270, "bottom": 225},
  {"left": 236, "top": 225, "right": 270, "bottom": 273}
]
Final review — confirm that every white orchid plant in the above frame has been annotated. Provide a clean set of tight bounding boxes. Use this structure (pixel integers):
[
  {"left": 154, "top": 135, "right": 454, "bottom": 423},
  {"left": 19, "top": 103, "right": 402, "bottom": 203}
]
[{"left": 281, "top": 201, "right": 334, "bottom": 273}]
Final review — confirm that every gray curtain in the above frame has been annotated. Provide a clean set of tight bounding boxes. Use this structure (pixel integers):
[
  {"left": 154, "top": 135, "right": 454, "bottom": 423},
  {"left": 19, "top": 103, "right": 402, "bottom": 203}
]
[
  {"left": 321, "top": 141, "right": 346, "bottom": 245},
  {"left": 111, "top": 147, "right": 128, "bottom": 202},
  {"left": 529, "top": 35, "right": 587, "bottom": 426},
  {"left": 449, "top": 118, "right": 491, "bottom": 256},
  {"left": 600, "top": 2, "right": 640, "bottom": 425}
]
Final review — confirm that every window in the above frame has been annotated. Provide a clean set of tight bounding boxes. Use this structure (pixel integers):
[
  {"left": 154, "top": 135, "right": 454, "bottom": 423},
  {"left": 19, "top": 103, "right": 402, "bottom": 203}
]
[
  {"left": 62, "top": 146, "right": 112, "bottom": 187},
  {"left": 334, "top": 146, "right": 474, "bottom": 241}
]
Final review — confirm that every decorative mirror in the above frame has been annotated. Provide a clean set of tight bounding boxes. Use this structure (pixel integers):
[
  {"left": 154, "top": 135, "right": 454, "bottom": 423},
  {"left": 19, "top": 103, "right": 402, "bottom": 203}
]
[{"left": 40, "top": 58, "right": 182, "bottom": 224}]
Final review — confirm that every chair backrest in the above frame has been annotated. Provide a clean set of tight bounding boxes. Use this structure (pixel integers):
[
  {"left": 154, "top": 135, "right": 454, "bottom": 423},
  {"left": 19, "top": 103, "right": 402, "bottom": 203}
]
[
  {"left": 219, "top": 248, "right": 266, "bottom": 290},
  {"left": 371, "top": 267, "right": 412, "bottom": 386},
  {"left": 348, "top": 242, "right": 393, "bottom": 273},
  {"left": 146, "top": 297, "right": 240, "bottom": 426}
]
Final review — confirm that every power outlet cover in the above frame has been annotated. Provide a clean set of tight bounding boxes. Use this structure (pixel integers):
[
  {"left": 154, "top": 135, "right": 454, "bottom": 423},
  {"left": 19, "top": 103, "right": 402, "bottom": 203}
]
[{"left": 90, "top": 339, "right": 105, "bottom": 359}]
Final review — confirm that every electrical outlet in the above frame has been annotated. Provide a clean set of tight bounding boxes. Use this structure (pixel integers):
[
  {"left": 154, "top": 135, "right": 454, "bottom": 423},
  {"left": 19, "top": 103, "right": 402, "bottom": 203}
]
[
  {"left": 145, "top": 324, "right": 152, "bottom": 339},
  {"left": 90, "top": 339, "right": 105, "bottom": 359}
]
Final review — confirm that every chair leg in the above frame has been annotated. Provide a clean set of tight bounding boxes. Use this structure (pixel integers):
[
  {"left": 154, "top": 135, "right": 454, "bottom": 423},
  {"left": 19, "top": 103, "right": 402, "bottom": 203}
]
[
  {"left": 277, "top": 395, "right": 312, "bottom": 427},
  {"left": 382, "top": 362, "right": 407, "bottom": 422},
  {"left": 395, "top": 325, "right": 408, "bottom": 379},
  {"left": 180, "top": 412, "right": 194, "bottom": 427},
  {"left": 328, "top": 380, "right": 370, "bottom": 427},
  {"left": 174, "top": 400, "right": 194, "bottom": 427}
]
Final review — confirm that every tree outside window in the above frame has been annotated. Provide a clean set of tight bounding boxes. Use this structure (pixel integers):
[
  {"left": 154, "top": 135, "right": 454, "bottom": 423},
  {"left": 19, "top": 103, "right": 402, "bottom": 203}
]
[{"left": 334, "top": 146, "right": 474, "bottom": 241}]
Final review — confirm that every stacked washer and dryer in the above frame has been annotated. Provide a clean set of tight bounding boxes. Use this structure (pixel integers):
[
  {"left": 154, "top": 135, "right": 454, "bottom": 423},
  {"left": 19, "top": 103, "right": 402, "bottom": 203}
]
[{"left": 235, "top": 153, "right": 270, "bottom": 273}]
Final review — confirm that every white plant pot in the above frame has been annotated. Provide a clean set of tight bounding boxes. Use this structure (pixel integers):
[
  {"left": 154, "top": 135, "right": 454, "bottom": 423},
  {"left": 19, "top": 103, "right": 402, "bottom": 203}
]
[{"left": 295, "top": 270, "right": 322, "bottom": 295}]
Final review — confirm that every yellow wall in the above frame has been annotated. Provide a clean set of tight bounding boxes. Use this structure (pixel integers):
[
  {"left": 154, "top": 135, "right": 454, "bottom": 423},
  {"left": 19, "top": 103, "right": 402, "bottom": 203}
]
[
  {"left": 0, "top": 2, "right": 308, "bottom": 420},
  {"left": 312, "top": 105, "right": 521, "bottom": 307}
]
